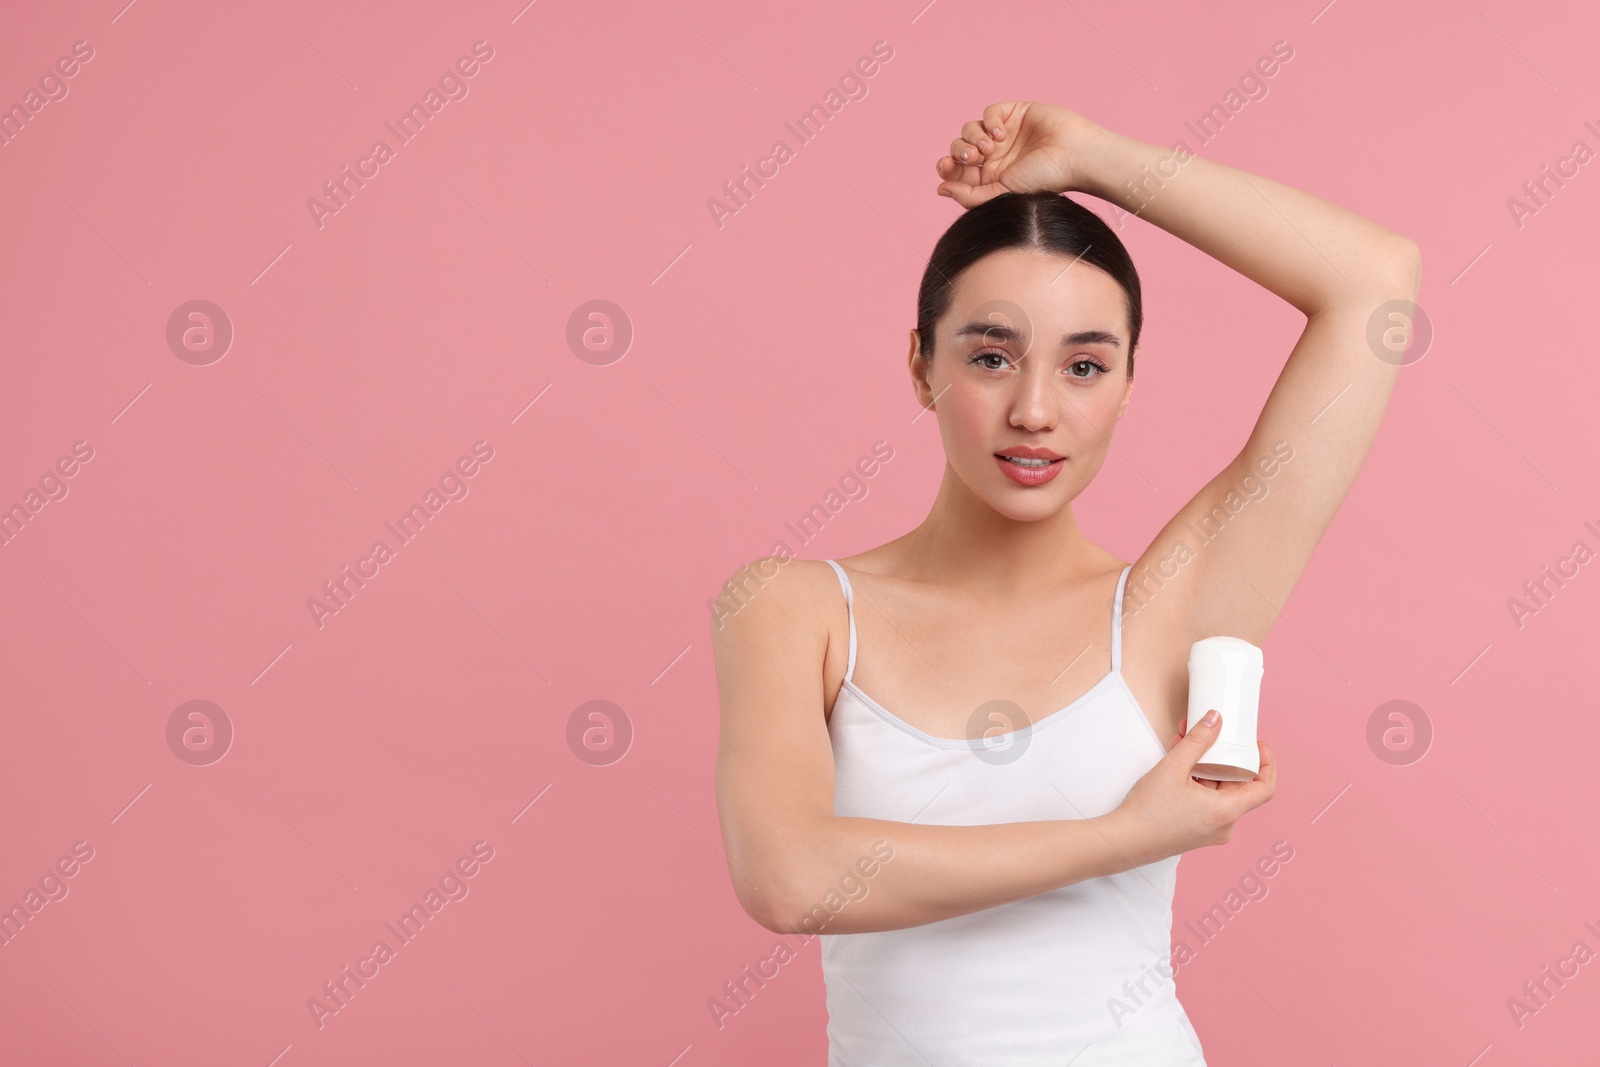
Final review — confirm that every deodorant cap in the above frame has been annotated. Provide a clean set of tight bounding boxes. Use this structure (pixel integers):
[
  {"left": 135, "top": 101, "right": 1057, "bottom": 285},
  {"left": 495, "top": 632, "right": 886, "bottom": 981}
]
[{"left": 1188, "top": 636, "right": 1263, "bottom": 659}]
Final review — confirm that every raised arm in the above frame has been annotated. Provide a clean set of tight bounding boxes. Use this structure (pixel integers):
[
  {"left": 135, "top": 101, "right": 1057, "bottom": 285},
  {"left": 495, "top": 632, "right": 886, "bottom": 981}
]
[
  {"left": 710, "top": 558, "right": 1266, "bottom": 934},
  {"left": 1088, "top": 120, "right": 1420, "bottom": 644},
  {"left": 1080, "top": 120, "right": 1418, "bottom": 317},
  {"left": 938, "top": 103, "right": 1422, "bottom": 645}
]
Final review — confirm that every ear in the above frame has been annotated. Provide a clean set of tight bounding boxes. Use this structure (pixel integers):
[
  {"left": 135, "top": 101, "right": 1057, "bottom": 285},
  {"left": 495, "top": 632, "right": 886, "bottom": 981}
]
[
  {"left": 908, "top": 329, "right": 936, "bottom": 410},
  {"left": 1115, "top": 347, "right": 1137, "bottom": 420}
]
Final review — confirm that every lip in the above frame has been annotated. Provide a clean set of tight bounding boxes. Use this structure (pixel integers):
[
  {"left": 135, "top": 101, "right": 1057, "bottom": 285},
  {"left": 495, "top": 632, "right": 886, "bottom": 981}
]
[
  {"left": 994, "top": 453, "right": 1065, "bottom": 486},
  {"left": 995, "top": 446, "right": 1063, "bottom": 460}
]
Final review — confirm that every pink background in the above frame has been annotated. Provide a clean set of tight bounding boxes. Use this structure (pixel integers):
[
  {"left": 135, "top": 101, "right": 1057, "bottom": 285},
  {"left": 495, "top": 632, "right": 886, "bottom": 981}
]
[{"left": 3, "top": 0, "right": 1597, "bottom": 1063}]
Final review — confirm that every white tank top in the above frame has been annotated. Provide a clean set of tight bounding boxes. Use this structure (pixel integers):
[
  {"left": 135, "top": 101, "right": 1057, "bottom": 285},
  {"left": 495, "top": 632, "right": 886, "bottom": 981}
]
[{"left": 819, "top": 560, "right": 1207, "bottom": 1066}]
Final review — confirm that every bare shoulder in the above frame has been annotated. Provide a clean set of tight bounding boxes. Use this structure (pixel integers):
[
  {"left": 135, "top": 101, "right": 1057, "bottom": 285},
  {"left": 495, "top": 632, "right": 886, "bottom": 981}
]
[
  {"left": 709, "top": 556, "right": 836, "bottom": 685},
  {"left": 709, "top": 555, "right": 854, "bottom": 724},
  {"left": 709, "top": 555, "right": 838, "bottom": 644}
]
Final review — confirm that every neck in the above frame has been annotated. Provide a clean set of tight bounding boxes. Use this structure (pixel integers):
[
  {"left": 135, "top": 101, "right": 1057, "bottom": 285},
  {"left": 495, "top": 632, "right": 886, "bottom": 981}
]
[{"left": 898, "top": 462, "right": 1102, "bottom": 594}]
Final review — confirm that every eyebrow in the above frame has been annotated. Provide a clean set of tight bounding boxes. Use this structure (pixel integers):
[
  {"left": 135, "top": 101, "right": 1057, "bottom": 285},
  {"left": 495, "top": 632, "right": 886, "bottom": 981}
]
[{"left": 953, "top": 323, "right": 1122, "bottom": 349}]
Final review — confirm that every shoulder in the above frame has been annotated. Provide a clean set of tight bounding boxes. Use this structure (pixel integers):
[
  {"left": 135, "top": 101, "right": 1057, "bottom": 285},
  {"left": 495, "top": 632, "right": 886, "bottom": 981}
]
[
  {"left": 709, "top": 556, "right": 843, "bottom": 648},
  {"left": 709, "top": 556, "right": 849, "bottom": 718}
]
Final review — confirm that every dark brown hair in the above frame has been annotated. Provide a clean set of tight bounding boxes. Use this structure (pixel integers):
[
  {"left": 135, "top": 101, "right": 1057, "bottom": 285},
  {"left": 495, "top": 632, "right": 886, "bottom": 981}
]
[{"left": 916, "top": 191, "right": 1142, "bottom": 377}]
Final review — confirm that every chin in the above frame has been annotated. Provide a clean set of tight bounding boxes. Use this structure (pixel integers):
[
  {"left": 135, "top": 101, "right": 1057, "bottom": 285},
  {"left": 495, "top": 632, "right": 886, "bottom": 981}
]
[
  {"left": 978, "top": 480, "right": 1068, "bottom": 521},
  {"left": 991, "top": 495, "right": 1063, "bottom": 521}
]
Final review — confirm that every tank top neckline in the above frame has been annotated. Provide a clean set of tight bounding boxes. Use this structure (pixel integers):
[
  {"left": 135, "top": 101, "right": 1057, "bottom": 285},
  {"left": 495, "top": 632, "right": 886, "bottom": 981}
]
[{"left": 822, "top": 559, "right": 1154, "bottom": 752}]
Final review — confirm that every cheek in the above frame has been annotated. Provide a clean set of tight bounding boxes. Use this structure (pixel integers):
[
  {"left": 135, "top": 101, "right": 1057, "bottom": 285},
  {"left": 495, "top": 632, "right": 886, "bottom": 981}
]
[
  {"left": 941, "top": 382, "right": 995, "bottom": 444},
  {"left": 1060, "top": 386, "right": 1121, "bottom": 438}
]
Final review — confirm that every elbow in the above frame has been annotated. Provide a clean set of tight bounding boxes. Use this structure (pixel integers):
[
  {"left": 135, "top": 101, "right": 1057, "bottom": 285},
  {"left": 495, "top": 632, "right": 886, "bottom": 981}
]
[
  {"left": 1334, "top": 236, "right": 1418, "bottom": 315},
  {"left": 739, "top": 881, "right": 802, "bottom": 934},
  {"left": 756, "top": 893, "right": 841, "bottom": 937},
  {"left": 726, "top": 815, "right": 832, "bottom": 933},
  {"left": 755, "top": 872, "right": 866, "bottom": 937},
  {"left": 1379, "top": 235, "right": 1421, "bottom": 295},
  {"left": 739, "top": 866, "right": 838, "bottom": 936},
  {"left": 727, "top": 852, "right": 803, "bottom": 934},
  {"left": 752, "top": 900, "right": 798, "bottom": 935}
]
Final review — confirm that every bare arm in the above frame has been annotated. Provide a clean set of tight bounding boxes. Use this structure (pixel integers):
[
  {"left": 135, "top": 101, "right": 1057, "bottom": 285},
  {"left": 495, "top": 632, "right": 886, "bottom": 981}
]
[
  {"left": 938, "top": 103, "right": 1421, "bottom": 645},
  {"left": 774, "top": 815, "right": 1150, "bottom": 936},
  {"left": 711, "top": 559, "right": 1250, "bottom": 935},
  {"left": 1079, "top": 122, "right": 1416, "bottom": 317},
  {"left": 1083, "top": 121, "right": 1421, "bottom": 645}
]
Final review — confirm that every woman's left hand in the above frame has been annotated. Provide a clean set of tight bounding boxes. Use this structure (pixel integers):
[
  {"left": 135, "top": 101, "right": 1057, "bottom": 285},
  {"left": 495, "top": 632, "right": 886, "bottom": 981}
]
[{"left": 935, "top": 101, "right": 1100, "bottom": 208}]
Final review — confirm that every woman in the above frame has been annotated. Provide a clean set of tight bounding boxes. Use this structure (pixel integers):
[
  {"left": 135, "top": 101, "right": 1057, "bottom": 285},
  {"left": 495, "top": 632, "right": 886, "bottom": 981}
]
[{"left": 712, "top": 100, "right": 1420, "bottom": 1065}]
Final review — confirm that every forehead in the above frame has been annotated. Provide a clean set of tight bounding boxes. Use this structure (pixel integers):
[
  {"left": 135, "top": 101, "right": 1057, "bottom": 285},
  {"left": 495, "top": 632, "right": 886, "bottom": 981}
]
[{"left": 943, "top": 247, "right": 1126, "bottom": 340}]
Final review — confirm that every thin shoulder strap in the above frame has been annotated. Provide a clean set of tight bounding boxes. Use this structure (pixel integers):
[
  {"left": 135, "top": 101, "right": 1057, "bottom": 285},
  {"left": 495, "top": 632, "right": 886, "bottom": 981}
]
[
  {"left": 821, "top": 559, "right": 858, "bottom": 682},
  {"left": 1111, "top": 564, "right": 1132, "bottom": 674}
]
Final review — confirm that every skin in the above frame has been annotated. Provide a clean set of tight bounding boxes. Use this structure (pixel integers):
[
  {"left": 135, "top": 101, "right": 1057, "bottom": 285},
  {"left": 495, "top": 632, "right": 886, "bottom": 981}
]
[{"left": 713, "top": 101, "right": 1421, "bottom": 935}]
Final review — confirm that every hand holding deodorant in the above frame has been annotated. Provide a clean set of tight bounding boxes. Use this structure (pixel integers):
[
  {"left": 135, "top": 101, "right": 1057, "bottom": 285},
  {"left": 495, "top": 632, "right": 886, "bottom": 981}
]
[{"left": 1186, "top": 637, "right": 1264, "bottom": 782}]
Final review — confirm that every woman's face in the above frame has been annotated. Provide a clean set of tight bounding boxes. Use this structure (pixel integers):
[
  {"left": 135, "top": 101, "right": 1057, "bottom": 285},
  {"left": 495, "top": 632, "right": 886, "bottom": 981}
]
[{"left": 910, "top": 247, "right": 1137, "bottom": 521}]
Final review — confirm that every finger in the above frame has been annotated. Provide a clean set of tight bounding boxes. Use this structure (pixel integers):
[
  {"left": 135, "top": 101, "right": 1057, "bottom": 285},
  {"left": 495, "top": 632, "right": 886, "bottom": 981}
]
[
  {"left": 980, "top": 101, "right": 1018, "bottom": 142},
  {"left": 949, "top": 136, "right": 986, "bottom": 164},
  {"left": 1254, "top": 739, "right": 1277, "bottom": 788},
  {"left": 1170, "top": 710, "right": 1223, "bottom": 772},
  {"left": 936, "top": 152, "right": 986, "bottom": 183},
  {"left": 935, "top": 180, "right": 971, "bottom": 206},
  {"left": 938, "top": 178, "right": 1007, "bottom": 209},
  {"left": 1223, "top": 741, "right": 1278, "bottom": 808},
  {"left": 936, "top": 155, "right": 980, "bottom": 187},
  {"left": 1216, "top": 740, "right": 1273, "bottom": 791},
  {"left": 1239, "top": 739, "right": 1274, "bottom": 783},
  {"left": 960, "top": 120, "right": 995, "bottom": 156},
  {"left": 935, "top": 156, "right": 982, "bottom": 204}
]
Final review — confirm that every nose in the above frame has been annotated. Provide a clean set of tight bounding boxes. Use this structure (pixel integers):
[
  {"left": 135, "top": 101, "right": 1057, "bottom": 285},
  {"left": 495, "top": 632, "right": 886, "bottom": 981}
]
[{"left": 1008, "top": 359, "right": 1057, "bottom": 432}]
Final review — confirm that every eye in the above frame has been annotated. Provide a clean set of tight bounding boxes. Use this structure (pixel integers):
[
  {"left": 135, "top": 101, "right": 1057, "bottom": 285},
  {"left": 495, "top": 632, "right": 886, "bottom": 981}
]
[
  {"left": 967, "top": 349, "right": 1014, "bottom": 371},
  {"left": 1068, "top": 358, "right": 1111, "bottom": 379}
]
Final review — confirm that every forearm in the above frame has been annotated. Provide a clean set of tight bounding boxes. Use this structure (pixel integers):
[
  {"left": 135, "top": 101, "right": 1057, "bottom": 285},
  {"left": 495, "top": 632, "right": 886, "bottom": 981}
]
[
  {"left": 1078, "top": 123, "right": 1417, "bottom": 315},
  {"left": 770, "top": 810, "right": 1158, "bottom": 936}
]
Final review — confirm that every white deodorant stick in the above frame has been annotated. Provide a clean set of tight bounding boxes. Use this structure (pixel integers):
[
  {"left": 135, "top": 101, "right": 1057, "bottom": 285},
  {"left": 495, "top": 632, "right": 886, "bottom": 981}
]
[{"left": 1185, "top": 637, "right": 1264, "bottom": 782}]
